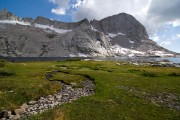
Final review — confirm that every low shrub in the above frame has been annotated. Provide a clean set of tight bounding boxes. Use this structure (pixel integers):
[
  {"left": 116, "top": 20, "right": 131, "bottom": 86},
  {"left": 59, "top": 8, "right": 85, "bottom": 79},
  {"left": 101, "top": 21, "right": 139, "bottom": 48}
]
[
  {"left": 128, "top": 69, "right": 140, "bottom": 73},
  {"left": 168, "top": 72, "right": 180, "bottom": 76},
  {"left": 0, "top": 69, "right": 15, "bottom": 76},
  {"left": 66, "top": 58, "right": 81, "bottom": 61},
  {"left": 142, "top": 70, "right": 158, "bottom": 77},
  {"left": 0, "top": 62, "right": 5, "bottom": 67},
  {"left": 0, "top": 59, "right": 6, "bottom": 62}
]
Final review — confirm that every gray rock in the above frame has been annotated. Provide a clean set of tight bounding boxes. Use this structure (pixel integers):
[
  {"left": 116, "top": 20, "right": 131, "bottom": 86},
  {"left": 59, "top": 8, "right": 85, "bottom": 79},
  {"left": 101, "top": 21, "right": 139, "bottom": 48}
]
[
  {"left": 10, "top": 114, "right": 20, "bottom": 120},
  {"left": 0, "top": 9, "right": 178, "bottom": 57},
  {"left": 14, "top": 108, "right": 25, "bottom": 115},
  {"left": 28, "top": 101, "right": 37, "bottom": 105},
  {"left": 21, "top": 103, "right": 29, "bottom": 110}
]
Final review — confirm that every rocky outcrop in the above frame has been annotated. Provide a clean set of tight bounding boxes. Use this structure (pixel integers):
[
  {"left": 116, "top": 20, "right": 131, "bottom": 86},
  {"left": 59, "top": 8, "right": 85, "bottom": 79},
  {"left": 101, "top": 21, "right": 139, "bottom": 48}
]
[
  {"left": 0, "top": 9, "right": 20, "bottom": 21},
  {"left": 90, "top": 13, "right": 148, "bottom": 39},
  {"left": 0, "top": 9, "right": 178, "bottom": 57},
  {"left": 34, "top": 17, "right": 90, "bottom": 30}
]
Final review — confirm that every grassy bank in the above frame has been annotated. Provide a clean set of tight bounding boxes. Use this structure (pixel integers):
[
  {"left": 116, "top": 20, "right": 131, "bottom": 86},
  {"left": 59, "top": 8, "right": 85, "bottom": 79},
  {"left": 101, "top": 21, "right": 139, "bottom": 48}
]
[
  {"left": 0, "top": 60, "right": 180, "bottom": 119},
  {"left": 0, "top": 61, "right": 60, "bottom": 111}
]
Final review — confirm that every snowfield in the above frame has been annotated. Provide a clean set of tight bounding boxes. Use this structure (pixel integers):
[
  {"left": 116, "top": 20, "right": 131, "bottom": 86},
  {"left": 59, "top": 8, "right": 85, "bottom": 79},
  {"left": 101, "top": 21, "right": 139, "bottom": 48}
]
[
  {"left": 108, "top": 32, "right": 125, "bottom": 38},
  {"left": 0, "top": 20, "right": 31, "bottom": 26},
  {"left": 34, "top": 24, "right": 72, "bottom": 34}
]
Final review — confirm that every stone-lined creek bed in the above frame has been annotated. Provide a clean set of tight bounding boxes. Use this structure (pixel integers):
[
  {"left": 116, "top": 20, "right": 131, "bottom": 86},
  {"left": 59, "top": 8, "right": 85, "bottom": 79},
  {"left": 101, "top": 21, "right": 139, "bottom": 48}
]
[{"left": 0, "top": 71, "right": 95, "bottom": 120}]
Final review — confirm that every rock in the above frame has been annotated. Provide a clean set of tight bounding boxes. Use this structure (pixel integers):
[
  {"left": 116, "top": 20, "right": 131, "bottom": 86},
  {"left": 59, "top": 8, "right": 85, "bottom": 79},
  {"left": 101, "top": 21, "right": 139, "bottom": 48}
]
[
  {"left": 14, "top": 108, "right": 25, "bottom": 115},
  {"left": 9, "top": 115, "right": 15, "bottom": 119},
  {"left": 2, "top": 111, "right": 8, "bottom": 118},
  {"left": 21, "top": 103, "right": 29, "bottom": 110},
  {"left": 0, "top": 111, "right": 6, "bottom": 118},
  {"left": 28, "top": 101, "right": 37, "bottom": 105},
  {"left": 55, "top": 94, "right": 62, "bottom": 99},
  {"left": 11, "top": 114, "right": 20, "bottom": 120},
  {"left": 47, "top": 95, "right": 53, "bottom": 98},
  {"left": 63, "top": 93, "right": 69, "bottom": 96},
  {"left": 0, "top": 9, "right": 178, "bottom": 57}
]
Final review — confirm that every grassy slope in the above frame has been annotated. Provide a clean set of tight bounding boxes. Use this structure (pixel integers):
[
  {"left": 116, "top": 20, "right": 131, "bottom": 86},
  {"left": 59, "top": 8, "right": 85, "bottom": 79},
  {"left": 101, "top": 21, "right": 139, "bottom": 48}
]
[
  {"left": 0, "top": 61, "right": 60, "bottom": 111},
  {"left": 0, "top": 60, "right": 180, "bottom": 120}
]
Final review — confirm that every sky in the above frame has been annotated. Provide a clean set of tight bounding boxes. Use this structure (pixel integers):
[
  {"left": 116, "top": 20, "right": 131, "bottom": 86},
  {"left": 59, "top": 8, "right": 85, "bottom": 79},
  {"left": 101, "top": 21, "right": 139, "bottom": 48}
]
[{"left": 0, "top": 0, "right": 180, "bottom": 53}]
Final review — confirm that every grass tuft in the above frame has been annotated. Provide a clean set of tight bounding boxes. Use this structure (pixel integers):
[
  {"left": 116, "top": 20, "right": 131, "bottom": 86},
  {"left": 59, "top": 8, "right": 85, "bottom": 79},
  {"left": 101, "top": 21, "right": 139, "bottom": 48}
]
[
  {"left": 66, "top": 58, "right": 81, "bottom": 61},
  {"left": 141, "top": 70, "right": 158, "bottom": 77},
  {"left": 0, "top": 69, "right": 14, "bottom": 76},
  {"left": 168, "top": 72, "right": 180, "bottom": 76},
  {"left": 0, "top": 62, "right": 5, "bottom": 67}
]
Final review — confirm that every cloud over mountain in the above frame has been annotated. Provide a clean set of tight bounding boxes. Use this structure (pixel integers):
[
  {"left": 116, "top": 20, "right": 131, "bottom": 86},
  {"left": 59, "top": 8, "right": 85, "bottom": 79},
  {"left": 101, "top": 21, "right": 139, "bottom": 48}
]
[{"left": 49, "top": 0, "right": 180, "bottom": 34}]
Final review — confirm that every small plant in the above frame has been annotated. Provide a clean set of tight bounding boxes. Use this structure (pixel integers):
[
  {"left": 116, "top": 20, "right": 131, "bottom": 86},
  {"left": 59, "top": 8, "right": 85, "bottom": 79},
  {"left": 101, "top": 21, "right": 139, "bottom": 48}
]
[
  {"left": 93, "top": 67, "right": 99, "bottom": 70},
  {"left": 142, "top": 70, "right": 158, "bottom": 77},
  {"left": 107, "top": 70, "right": 112, "bottom": 72},
  {"left": 0, "top": 59, "right": 6, "bottom": 62},
  {"left": 0, "top": 62, "right": 5, "bottom": 67},
  {"left": 168, "top": 72, "right": 180, "bottom": 76},
  {"left": 128, "top": 69, "right": 140, "bottom": 73},
  {"left": 0, "top": 69, "right": 15, "bottom": 76}
]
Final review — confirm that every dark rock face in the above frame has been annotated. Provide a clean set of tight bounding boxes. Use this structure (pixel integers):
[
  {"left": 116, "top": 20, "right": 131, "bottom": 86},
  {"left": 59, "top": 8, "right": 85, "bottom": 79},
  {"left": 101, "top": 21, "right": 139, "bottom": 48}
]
[
  {"left": 91, "top": 13, "right": 153, "bottom": 51},
  {"left": 0, "top": 9, "right": 178, "bottom": 57},
  {"left": 91, "top": 13, "right": 148, "bottom": 39}
]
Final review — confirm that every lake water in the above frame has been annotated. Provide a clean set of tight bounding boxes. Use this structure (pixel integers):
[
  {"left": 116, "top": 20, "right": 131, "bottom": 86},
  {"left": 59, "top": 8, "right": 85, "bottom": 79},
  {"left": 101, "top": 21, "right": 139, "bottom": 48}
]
[
  {"left": 1, "top": 57, "right": 180, "bottom": 64},
  {"left": 94, "top": 57, "right": 180, "bottom": 64}
]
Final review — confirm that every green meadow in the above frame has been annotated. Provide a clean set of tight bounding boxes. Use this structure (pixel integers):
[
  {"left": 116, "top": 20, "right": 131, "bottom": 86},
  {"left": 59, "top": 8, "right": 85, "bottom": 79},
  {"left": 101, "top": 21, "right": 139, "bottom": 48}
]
[{"left": 0, "top": 60, "right": 179, "bottom": 120}]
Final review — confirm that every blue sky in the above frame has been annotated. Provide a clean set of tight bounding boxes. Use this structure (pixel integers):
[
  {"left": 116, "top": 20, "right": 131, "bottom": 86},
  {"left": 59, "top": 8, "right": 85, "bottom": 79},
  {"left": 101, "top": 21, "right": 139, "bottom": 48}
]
[
  {"left": 0, "top": 0, "right": 180, "bottom": 53},
  {"left": 0, "top": 0, "right": 72, "bottom": 22}
]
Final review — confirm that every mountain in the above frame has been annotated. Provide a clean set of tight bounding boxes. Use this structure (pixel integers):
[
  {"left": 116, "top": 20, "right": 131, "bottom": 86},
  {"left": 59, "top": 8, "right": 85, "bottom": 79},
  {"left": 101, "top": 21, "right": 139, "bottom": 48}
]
[{"left": 0, "top": 9, "right": 178, "bottom": 57}]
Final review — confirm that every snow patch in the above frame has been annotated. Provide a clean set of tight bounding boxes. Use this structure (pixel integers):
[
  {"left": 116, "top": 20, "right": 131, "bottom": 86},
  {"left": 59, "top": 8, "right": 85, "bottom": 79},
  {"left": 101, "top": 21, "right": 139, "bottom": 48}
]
[
  {"left": 147, "top": 51, "right": 174, "bottom": 57},
  {"left": 108, "top": 32, "right": 125, "bottom": 38},
  {"left": 90, "top": 25, "right": 98, "bottom": 32},
  {"left": 0, "top": 20, "right": 31, "bottom": 26},
  {"left": 109, "top": 44, "right": 145, "bottom": 57},
  {"left": 77, "top": 53, "right": 88, "bottom": 57},
  {"left": 95, "top": 41, "right": 109, "bottom": 56},
  {"left": 34, "top": 24, "right": 72, "bottom": 34},
  {"left": 129, "top": 40, "right": 134, "bottom": 44}
]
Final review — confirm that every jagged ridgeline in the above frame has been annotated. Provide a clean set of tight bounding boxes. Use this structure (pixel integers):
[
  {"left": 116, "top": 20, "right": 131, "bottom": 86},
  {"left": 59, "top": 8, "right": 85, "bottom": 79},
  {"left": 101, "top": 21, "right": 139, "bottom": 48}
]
[{"left": 0, "top": 9, "right": 177, "bottom": 57}]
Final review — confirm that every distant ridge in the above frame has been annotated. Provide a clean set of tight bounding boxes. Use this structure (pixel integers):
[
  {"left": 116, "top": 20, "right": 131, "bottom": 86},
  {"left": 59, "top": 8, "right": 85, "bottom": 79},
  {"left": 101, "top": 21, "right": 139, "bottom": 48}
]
[{"left": 0, "top": 9, "right": 178, "bottom": 57}]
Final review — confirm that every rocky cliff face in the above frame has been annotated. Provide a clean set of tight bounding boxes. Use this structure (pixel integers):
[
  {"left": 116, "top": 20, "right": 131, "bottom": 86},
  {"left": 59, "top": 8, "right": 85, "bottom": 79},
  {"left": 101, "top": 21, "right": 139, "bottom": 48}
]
[{"left": 0, "top": 9, "right": 177, "bottom": 57}]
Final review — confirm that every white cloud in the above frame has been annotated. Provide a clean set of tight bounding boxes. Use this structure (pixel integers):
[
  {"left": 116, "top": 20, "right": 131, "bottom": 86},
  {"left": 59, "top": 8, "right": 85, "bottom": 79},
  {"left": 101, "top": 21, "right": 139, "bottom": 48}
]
[
  {"left": 49, "top": 0, "right": 180, "bottom": 35},
  {"left": 168, "top": 20, "right": 180, "bottom": 27},
  {"left": 49, "top": 0, "right": 180, "bottom": 53},
  {"left": 160, "top": 41, "right": 171, "bottom": 46},
  {"left": 150, "top": 34, "right": 160, "bottom": 41},
  {"left": 176, "top": 34, "right": 180, "bottom": 38},
  {"left": 72, "top": 0, "right": 83, "bottom": 8},
  {"left": 51, "top": 8, "right": 66, "bottom": 15},
  {"left": 72, "top": 0, "right": 150, "bottom": 21},
  {"left": 49, "top": 0, "right": 180, "bottom": 34},
  {"left": 49, "top": 0, "right": 70, "bottom": 15}
]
